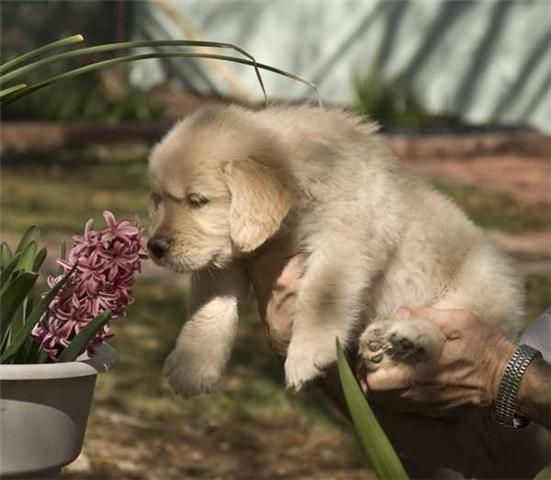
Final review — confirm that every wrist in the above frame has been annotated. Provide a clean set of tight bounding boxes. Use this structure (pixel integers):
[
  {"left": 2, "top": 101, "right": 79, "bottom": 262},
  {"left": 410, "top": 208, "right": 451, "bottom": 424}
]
[
  {"left": 487, "top": 335, "right": 517, "bottom": 405},
  {"left": 492, "top": 344, "right": 543, "bottom": 428}
]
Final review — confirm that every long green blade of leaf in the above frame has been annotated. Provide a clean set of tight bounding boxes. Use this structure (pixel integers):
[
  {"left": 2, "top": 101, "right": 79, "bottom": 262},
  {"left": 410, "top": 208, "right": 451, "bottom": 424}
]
[
  {"left": 15, "top": 225, "right": 40, "bottom": 255},
  {"left": 0, "top": 264, "right": 76, "bottom": 363},
  {"left": 535, "top": 465, "right": 551, "bottom": 480},
  {"left": 0, "top": 252, "right": 22, "bottom": 290},
  {"left": 33, "top": 247, "right": 48, "bottom": 272},
  {"left": 0, "top": 39, "right": 267, "bottom": 101},
  {"left": 0, "top": 272, "right": 38, "bottom": 337},
  {"left": 57, "top": 240, "right": 67, "bottom": 275},
  {"left": 0, "top": 83, "right": 27, "bottom": 98},
  {"left": 37, "top": 347, "right": 50, "bottom": 364},
  {"left": 3, "top": 52, "right": 317, "bottom": 105},
  {"left": 57, "top": 310, "right": 111, "bottom": 363},
  {"left": 0, "top": 34, "right": 84, "bottom": 75},
  {"left": 16, "top": 241, "right": 37, "bottom": 273},
  {"left": 11, "top": 242, "right": 39, "bottom": 333},
  {"left": 21, "top": 335, "right": 42, "bottom": 364},
  {"left": 336, "top": 340, "right": 408, "bottom": 480},
  {"left": 0, "top": 243, "right": 13, "bottom": 269}
]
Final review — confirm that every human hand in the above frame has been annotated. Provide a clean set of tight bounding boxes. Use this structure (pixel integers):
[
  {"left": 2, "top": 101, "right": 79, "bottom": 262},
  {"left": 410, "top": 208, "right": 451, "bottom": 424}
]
[
  {"left": 362, "top": 306, "right": 517, "bottom": 416},
  {"left": 258, "top": 260, "right": 551, "bottom": 478}
]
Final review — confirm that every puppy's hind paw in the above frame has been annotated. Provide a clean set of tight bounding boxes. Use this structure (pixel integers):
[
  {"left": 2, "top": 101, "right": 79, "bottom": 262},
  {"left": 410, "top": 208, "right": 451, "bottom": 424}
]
[
  {"left": 359, "top": 317, "right": 445, "bottom": 371},
  {"left": 163, "top": 347, "right": 222, "bottom": 398},
  {"left": 358, "top": 323, "right": 392, "bottom": 371}
]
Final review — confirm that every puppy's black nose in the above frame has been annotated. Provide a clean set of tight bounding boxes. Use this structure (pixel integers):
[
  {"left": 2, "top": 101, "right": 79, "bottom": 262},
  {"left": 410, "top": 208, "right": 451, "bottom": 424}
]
[{"left": 148, "top": 236, "right": 171, "bottom": 259}]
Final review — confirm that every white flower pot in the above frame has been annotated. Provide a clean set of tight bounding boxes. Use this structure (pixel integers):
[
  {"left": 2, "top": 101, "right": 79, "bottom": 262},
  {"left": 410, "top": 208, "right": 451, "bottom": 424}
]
[{"left": 0, "top": 344, "right": 117, "bottom": 479}]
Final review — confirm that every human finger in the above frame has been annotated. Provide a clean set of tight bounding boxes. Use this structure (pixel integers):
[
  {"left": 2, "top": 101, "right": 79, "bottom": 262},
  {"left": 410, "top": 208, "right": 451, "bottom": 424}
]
[{"left": 365, "top": 364, "right": 416, "bottom": 391}]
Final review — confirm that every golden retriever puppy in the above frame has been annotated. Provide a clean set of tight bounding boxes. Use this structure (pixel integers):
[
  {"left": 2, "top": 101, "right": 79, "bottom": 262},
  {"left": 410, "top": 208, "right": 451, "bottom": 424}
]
[{"left": 148, "top": 105, "right": 523, "bottom": 397}]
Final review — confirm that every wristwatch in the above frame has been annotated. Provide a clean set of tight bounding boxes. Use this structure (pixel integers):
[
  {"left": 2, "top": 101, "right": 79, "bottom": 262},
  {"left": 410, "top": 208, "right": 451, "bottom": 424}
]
[{"left": 492, "top": 344, "right": 542, "bottom": 428}]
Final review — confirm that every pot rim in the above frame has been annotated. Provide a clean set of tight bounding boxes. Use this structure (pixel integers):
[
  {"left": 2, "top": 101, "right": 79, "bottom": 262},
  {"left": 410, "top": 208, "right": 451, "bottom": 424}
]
[{"left": 0, "top": 343, "right": 117, "bottom": 380}]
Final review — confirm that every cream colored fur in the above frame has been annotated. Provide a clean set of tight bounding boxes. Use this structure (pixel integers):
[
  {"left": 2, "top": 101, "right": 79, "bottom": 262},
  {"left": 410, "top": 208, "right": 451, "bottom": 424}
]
[{"left": 148, "top": 105, "right": 524, "bottom": 396}]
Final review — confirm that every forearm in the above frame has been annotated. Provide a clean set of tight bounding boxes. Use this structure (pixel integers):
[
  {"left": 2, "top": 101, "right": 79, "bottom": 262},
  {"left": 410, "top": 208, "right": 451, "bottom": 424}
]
[{"left": 517, "top": 356, "right": 551, "bottom": 430}]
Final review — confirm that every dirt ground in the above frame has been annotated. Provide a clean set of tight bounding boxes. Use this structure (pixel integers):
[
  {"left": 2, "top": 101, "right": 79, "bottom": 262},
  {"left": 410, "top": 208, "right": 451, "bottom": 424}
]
[
  {"left": 68, "top": 405, "right": 369, "bottom": 480},
  {"left": 398, "top": 134, "right": 551, "bottom": 274}
]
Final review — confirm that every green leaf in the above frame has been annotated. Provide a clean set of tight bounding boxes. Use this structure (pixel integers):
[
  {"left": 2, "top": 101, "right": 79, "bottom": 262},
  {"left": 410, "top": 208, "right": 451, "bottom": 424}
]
[
  {"left": 4, "top": 52, "right": 317, "bottom": 106},
  {"left": 0, "top": 34, "right": 83, "bottom": 75},
  {"left": 21, "top": 335, "right": 42, "bottom": 364},
  {"left": 336, "top": 340, "right": 408, "bottom": 480},
  {"left": 58, "top": 240, "right": 67, "bottom": 275},
  {"left": 57, "top": 310, "right": 112, "bottom": 362},
  {"left": 0, "top": 39, "right": 267, "bottom": 97},
  {"left": 12, "top": 336, "right": 33, "bottom": 364},
  {"left": 0, "top": 264, "right": 76, "bottom": 363},
  {"left": 11, "top": 241, "right": 39, "bottom": 326},
  {"left": 15, "top": 225, "right": 40, "bottom": 255},
  {"left": 0, "top": 251, "right": 21, "bottom": 289},
  {"left": 0, "top": 272, "right": 39, "bottom": 338},
  {"left": 0, "top": 82, "right": 27, "bottom": 98},
  {"left": 535, "top": 466, "right": 551, "bottom": 480},
  {"left": 37, "top": 349, "right": 49, "bottom": 364},
  {"left": 33, "top": 247, "right": 48, "bottom": 272},
  {"left": 0, "top": 243, "right": 13, "bottom": 268},
  {"left": 16, "top": 241, "right": 37, "bottom": 273}
]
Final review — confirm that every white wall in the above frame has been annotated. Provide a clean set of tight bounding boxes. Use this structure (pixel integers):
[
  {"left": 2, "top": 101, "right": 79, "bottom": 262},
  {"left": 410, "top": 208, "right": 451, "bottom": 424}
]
[{"left": 132, "top": 0, "right": 551, "bottom": 132}]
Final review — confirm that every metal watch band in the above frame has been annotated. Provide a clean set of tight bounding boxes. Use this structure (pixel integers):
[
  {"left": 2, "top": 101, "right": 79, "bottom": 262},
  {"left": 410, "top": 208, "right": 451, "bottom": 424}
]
[{"left": 492, "top": 344, "right": 542, "bottom": 428}]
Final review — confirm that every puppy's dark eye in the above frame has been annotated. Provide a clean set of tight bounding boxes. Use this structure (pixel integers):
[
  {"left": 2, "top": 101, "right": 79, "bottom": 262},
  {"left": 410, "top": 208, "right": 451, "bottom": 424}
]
[{"left": 187, "top": 193, "right": 210, "bottom": 208}]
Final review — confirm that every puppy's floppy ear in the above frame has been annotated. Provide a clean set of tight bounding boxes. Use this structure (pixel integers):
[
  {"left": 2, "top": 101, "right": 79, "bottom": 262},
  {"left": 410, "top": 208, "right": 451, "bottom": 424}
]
[{"left": 223, "top": 156, "right": 292, "bottom": 252}]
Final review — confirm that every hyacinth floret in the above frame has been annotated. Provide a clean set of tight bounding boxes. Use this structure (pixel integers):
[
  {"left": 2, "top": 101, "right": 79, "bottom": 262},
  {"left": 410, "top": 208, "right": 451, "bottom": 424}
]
[{"left": 32, "top": 211, "right": 147, "bottom": 360}]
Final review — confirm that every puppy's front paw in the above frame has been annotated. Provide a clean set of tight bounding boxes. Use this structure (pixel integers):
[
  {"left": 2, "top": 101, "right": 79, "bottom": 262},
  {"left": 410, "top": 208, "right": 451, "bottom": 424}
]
[
  {"left": 163, "top": 347, "right": 222, "bottom": 398},
  {"left": 359, "top": 318, "right": 445, "bottom": 371},
  {"left": 284, "top": 337, "right": 336, "bottom": 392}
]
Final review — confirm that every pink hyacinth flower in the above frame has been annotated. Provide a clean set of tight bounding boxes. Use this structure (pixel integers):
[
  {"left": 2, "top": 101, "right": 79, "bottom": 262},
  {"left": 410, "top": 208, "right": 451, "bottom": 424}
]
[{"left": 32, "top": 211, "right": 147, "bottom": 360}]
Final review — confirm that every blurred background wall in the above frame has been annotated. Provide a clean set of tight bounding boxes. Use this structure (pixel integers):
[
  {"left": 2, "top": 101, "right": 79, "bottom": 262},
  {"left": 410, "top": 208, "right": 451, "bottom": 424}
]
[
  {"left": 131, "top": 0, "right": 551, "bottom": 132},
  {"left": 1, "top": 0, "right": 550, "bottom": 132}
]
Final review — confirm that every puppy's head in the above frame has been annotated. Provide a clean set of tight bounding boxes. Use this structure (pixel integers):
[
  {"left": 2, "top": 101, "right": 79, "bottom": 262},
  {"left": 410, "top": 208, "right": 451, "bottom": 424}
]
[{"left": 148, "top": 106, "right": 293, "bottom": 272}]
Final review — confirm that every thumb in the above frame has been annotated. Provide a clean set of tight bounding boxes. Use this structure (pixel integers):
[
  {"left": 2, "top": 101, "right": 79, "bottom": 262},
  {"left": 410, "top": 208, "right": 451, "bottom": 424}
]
[{"left": 365, "top": 365, "right": 415, "bottom": 391}]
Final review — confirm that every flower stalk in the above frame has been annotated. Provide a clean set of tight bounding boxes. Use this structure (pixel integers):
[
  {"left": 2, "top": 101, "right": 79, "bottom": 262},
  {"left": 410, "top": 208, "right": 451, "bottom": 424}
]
[
  {"left": 0, "top": 213, "right": 146, "bottom": 364},
  {"left": 32, "top": 211, "right": 147, "bottom": 361}
]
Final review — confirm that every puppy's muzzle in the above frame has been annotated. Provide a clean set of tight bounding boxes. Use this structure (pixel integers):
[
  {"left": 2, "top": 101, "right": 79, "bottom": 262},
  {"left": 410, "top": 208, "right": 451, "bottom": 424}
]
[{"left": 148, "top": 236, "right": 172, "bottom": 260}]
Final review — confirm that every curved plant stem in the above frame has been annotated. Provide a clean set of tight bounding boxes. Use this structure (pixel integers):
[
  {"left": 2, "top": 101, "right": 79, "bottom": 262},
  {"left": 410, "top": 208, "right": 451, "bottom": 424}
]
[
  {"left": 3, "top": 52, "right": 319, "bottom": 105},
  {"left": 0, "top": 83, "right": 27, "bottom": 98},
  {"left": 0, "top": 39, "right": 268, "bottom": 104},
  {"left": 0, "top": 34, "right": 84, "bottom": 75}
]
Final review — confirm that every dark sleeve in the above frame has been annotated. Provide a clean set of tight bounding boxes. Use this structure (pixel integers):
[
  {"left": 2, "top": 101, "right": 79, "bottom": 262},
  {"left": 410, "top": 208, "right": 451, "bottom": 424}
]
[{"left": 520, "top": 308, "right": 551, "bottom": 363}]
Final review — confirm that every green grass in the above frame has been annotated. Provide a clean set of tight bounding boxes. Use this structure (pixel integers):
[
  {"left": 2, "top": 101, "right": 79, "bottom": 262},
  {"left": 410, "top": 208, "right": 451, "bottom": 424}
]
[
  {"left": 1, "top": 145, "right": 150, "bottom": 234},
  {"left": 434, "top": 180, "right": 551, "bottom": 233}
]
